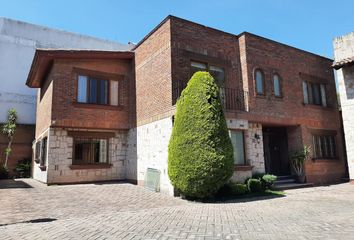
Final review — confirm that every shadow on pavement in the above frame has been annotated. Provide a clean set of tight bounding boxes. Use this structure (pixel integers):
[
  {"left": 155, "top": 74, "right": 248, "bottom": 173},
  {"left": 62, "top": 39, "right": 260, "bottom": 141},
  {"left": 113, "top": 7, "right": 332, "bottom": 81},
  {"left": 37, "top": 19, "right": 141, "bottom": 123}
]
[{"left": 0, "top": 179, "right": 33, "bottom": 189}]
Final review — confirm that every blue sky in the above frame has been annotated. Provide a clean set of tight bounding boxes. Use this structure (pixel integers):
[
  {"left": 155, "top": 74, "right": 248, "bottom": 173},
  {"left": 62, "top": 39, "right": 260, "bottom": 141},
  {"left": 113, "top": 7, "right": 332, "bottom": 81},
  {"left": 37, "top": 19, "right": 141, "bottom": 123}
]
[{"left": 0, "top": 0, "right": 353, "bottom": 58}]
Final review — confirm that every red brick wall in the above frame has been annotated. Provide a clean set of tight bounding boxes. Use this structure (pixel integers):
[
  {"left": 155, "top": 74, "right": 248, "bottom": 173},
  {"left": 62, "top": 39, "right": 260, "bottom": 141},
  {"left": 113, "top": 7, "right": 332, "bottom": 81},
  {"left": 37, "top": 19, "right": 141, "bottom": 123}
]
[
  {"left": 170, "top": 17, "right": 243, "bottom": 109},
  {"left": 36, "top": 59, "right": 134, "bottom": 132},
  {"left": 134, "top": 19, "right": 173, "bottom": 126},
  {"left": 236, "top": 33, "right": 346, "bottom": 183},
  {"left": 0, "top": 124, "right": 34, "bottom": 176},
  {"left": 237, "top": 33, "right": 339, "bottom": 127},
  {"left": 35, "top": 68, "right": 54, "bottom": 138}
]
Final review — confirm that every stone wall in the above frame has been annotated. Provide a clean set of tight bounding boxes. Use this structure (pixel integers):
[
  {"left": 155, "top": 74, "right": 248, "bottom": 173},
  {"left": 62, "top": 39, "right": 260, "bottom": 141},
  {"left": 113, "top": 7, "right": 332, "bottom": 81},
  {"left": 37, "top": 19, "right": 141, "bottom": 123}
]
[
  {"left": 32, "top": 128, "right": 128, "bottom": 184},
  {"left": 246, "top": 123, "right": 265, "bottom": 174},
  {"left": 227, "top": 119, "right": 265, "bottom": 183},
  {"left": 136, "top": 117, "right": 174, "bottom": 195},
  {"left": 126, "top": 129, "right": 137, "bottom": 182},
  {"left": 333, "top": 32, "right": 354, "bottom": 181},
  {"left": 32, "top": 129, "right": 49, "bottom": 183}
]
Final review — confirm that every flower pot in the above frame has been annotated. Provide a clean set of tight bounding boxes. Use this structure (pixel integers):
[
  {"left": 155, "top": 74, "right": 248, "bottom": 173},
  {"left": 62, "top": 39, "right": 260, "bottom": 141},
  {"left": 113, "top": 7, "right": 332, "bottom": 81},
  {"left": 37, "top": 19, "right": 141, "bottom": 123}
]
[{"left": 295, "top": 174, "right": 306, "bottom": 183}]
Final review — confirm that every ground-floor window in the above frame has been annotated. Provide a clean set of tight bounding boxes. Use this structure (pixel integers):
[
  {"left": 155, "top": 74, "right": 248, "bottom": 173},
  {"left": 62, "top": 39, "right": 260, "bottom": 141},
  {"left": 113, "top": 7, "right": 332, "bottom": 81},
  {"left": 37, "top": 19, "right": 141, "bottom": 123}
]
[
  {"left": 73, "top": 138, "right": 108, "bottom": 165},
  {"left": 312, "top": 134, "right": 337, "bottom": 159},
  {"left": 230, "top": 130, "right": 246, "bottom": 165},
  {"left": 34, "top": 137, "right": 47, "bottom": 168}
]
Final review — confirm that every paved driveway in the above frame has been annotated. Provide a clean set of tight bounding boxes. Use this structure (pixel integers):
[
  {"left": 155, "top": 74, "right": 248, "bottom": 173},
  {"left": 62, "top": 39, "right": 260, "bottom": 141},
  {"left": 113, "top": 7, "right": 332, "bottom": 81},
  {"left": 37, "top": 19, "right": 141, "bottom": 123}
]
[{"left": 0, "top": 179, "right": 354, "bottom": 240}]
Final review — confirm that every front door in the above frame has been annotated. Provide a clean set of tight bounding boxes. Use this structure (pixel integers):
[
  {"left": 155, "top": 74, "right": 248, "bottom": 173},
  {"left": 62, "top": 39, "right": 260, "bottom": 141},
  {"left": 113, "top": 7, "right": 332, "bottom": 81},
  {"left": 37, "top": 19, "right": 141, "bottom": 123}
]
[{"left": 263, "top": 127, "right": 290, "bottom": 176}]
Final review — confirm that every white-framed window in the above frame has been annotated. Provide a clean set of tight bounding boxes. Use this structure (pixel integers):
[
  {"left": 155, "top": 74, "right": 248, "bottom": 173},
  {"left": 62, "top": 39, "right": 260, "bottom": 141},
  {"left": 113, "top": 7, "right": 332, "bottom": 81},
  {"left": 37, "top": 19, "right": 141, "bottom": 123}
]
[{"left": 230, "top": 130, "right": 246, "bottom": 165}]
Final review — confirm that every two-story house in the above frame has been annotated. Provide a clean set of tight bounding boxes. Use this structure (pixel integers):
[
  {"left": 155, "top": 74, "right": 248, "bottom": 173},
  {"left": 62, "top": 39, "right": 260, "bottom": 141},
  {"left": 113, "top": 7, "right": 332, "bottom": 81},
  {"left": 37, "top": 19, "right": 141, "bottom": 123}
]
[
  {"left": 26, "top": 16, "right": 347, "bottom": 195},
  {"left": 26, "top": 50, "right": 136, "bottom": 183}
]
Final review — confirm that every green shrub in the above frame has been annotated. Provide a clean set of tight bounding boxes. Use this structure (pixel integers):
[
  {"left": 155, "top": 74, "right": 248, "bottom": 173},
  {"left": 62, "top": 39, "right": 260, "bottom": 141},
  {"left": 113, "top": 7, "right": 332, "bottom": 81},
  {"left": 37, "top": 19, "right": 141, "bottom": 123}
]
[
  {"left": 247, "top": 178, "right": 263, "bottom": 193},
  {"left": 0, "top": 165, "right": 9, "bottom": 179},
  {"left": 231, "top": 183, "right": 248, "bottom": 195},
  {"left": 262, "top": 174, "right": 277, "bottom": 189},
  {"left": 168, "top": 71, "right": 234, "bottom": 199},
  {"left": 15, "top": 158, "right": 31, "bottom": 178}
]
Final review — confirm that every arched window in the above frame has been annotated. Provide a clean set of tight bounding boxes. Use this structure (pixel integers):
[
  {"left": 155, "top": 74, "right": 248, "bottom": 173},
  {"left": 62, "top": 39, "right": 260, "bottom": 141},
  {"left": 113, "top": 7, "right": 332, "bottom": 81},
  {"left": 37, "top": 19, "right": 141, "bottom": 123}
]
[
  {"left": 273, "top": 74, "right": 281, "bottom": 97},
  {"left": 254, "top": 69, "right": 264, "bottom": 95}
]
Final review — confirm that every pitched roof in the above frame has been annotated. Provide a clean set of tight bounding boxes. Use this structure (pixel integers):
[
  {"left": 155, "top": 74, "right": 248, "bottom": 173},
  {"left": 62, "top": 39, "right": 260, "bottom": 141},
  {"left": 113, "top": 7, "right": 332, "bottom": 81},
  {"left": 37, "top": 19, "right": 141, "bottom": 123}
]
[{"left": 26, "top": 49, "right": 134, "bottom": 88}]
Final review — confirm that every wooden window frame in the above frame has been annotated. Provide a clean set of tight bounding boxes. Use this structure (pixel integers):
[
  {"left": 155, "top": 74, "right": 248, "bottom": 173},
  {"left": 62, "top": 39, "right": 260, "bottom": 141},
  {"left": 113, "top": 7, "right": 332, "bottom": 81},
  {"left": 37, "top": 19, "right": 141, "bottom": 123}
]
[
  {"left": 74, "top": 68, "right": 124, "bottom": 107},
  {"left": 303, "top": 81, "right": 327, "bottom": 107},
  {"left": 254, "top": 68, "right": 265, "bottom": 96},
  {"left": 72, "top": 137, "right": 110, "bottom": 166},
  {"left": 311, "top": 131, "right": 338, "bottom": 160}
]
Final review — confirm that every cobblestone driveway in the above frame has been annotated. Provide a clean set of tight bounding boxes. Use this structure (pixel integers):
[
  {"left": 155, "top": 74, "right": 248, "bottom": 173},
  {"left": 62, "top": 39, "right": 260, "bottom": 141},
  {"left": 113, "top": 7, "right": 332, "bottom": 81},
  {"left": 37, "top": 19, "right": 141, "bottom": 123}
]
[{"left": 1, "top": 179, "right": 354, "bottom": 240}]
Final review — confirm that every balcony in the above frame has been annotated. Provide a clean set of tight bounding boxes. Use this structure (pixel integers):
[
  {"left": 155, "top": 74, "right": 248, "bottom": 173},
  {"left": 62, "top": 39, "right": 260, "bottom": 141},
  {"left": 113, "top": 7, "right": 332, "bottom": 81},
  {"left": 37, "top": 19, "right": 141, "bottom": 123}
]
[{"left": 172, "top": 81, "right": 248, "bottom": 111}]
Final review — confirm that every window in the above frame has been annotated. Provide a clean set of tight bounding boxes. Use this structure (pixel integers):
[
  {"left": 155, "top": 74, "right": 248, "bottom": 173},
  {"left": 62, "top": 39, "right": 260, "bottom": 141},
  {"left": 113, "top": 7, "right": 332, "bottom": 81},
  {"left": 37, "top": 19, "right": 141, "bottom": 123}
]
[
  {"left": 255, "top": 69, "right": 264, "bottom": 95},
  {"left": 312, "top": 134, "right": 337, "bottom": 159},
  {"left": 77, "top": 74, "right": 119, "bottom": 106},
  {"left": 273, "top": 74, "right": 281, "bottom": 97},
  {"left": 190, "top": 61, "right": 207, "bottom": 76},
  {"left": 230, "top": 130, "right": 246, "bottom": 165},
  {"left": 73, "top": 138, "right": 108, "bottom": 165},
  {"left": 40, "top": 137, "right": 47, "bottom": 167},
  {"left": 303, "top": 81, "right": 327, "bottom": 106},
  {"left": 209, "top": 65, "right": 225, "bottom": 86},
  {"left": 190, "top": 61, "right": 225, "bottom": 86},
  {"left": 189, "top": 61, "right": 226, "bottom": 104},
  {"left": 35, "top": 141, "right": 41, "bottom": 162}
]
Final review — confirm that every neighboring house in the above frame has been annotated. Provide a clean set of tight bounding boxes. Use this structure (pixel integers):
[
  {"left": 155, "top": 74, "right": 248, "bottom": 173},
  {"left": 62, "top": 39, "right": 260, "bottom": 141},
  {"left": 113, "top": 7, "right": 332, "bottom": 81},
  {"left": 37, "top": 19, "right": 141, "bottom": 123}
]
[
  {"left": 26, "top": 16, "right": 347, "bottom": 195},
  {"left": 0, "top": 17, "right": 130, "bottom": 174},
  {"left": 333, "top": 32, "right": 354, "bottom": 182}
]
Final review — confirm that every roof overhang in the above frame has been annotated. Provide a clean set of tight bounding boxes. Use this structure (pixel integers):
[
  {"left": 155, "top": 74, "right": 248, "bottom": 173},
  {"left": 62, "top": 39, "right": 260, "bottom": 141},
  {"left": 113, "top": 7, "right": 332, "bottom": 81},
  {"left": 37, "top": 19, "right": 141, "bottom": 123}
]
[
  {"left": 332, "top": 56, "right": 354, "bottom": 70},
  {"left": 26, "top": 49, "right": 134, "bottom": 88}
]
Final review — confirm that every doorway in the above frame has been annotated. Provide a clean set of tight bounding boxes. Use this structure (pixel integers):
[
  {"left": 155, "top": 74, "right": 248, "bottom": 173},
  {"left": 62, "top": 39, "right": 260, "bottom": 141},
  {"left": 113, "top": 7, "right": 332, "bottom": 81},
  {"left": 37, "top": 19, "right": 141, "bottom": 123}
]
[{"left": 263, "top": 127, "right": 290, "bottom": 176}]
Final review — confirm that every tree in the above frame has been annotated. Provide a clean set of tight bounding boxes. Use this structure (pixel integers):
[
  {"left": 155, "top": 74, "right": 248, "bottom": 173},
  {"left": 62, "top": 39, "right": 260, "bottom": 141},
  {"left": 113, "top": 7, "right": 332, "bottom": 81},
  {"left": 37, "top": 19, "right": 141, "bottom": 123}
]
[
  {"left": 2, "top": 108, "right": 17, "bottom": 168},
  {"left": 168, "top": 72, "right": 234, "bottom": 199}
]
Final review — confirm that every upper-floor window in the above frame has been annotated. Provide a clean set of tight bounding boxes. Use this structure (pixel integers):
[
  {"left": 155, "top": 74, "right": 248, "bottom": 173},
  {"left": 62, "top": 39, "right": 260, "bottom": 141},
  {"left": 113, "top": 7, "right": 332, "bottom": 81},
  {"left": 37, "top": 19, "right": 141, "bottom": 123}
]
[
  {"left": 273, "top": 74, "right": 282, "bottom": 97},
  {"left": 302, "top": 81, "right": 327, "bottom": 107},
  {"left": 254, "top": 69, "right": 264, "bottom": 95},
  {"left": 78, "top": 75, "right": 120, "bottom": 106},
  {"left": 190, "top": 61, "right": 225, "bottom": 87}
]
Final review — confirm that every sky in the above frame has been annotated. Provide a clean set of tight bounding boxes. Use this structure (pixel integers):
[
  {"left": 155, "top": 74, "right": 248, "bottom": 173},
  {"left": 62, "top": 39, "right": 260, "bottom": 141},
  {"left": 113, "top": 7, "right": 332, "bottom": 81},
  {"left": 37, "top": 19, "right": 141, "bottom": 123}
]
[{"left": 0, "top": 0, "right": 353, "bottom": 58}]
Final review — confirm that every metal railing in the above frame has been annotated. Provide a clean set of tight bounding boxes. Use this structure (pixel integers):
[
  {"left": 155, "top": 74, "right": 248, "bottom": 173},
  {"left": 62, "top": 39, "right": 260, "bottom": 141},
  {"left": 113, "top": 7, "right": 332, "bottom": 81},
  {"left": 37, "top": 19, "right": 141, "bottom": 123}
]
[{"left": 172, "top": 81, "right": 248, "bottom": 111}]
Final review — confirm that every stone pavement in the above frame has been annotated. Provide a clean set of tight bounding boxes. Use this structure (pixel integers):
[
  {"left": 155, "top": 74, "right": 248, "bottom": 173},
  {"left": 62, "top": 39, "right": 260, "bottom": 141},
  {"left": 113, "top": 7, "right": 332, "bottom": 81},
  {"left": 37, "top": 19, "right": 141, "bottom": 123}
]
[{"left": 1, "top": 179, "right": 354, "bottom": 240}]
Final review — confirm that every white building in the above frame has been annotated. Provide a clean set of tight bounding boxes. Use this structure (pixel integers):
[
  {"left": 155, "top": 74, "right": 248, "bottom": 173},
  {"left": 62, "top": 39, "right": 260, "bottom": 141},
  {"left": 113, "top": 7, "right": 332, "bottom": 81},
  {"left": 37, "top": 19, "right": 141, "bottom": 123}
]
[{"left": 333, "top": 32, "right": 354, "bottom": 181}]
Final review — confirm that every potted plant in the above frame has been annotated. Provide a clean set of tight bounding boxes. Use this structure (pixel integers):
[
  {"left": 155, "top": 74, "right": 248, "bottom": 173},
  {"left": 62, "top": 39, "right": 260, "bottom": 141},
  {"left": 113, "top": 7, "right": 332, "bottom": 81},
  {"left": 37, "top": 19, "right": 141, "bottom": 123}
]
[{"left": 289, "top": 146, "right": 311, "bottom": 183}]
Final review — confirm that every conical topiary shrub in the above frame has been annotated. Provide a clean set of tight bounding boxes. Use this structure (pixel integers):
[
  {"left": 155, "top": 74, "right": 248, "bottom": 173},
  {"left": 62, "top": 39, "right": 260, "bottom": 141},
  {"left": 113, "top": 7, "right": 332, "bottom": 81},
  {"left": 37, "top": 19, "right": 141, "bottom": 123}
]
[{"left": 168, "top": 71, "right": 234, "bottom": 199}]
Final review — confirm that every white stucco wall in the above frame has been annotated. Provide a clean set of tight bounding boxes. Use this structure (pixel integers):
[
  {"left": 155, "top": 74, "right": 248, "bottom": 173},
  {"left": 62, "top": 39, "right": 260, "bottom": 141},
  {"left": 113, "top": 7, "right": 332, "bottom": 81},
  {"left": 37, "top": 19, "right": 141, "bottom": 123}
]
[
  {"left": 0, "top": 17, "right": 131, "bottom": 124},
  {"left": 136, "top": 117, "right": 174, "bottom": 195},
  {"left": 333, "top": 32, "right": 354, "bottom": 180}
]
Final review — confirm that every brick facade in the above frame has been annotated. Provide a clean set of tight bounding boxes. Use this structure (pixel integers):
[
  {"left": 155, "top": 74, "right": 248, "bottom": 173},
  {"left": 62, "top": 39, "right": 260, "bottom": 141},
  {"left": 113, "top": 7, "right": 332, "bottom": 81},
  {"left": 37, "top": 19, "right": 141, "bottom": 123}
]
[
  {"left": 27, "top": 15, "right": 347, "bottom": 190},
  {"left": 133, "top": 16, "right": 346, "bottom": 187},
  {"left": 0, "top": 124, "right": 34, "bottom": 176}
]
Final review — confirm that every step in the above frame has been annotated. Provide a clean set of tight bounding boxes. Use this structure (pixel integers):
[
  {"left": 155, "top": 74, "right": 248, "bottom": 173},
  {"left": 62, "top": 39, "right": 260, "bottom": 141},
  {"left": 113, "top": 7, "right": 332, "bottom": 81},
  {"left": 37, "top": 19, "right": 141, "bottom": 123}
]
[
  {"left": 273, "top": 182, "right": 314, "bottom": 191},
  {"left": 276, "top": 175, "right": 294, "bottom": 181},
  {"left": 275, "top": 178, "right": 296, "bottom": 184}
]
